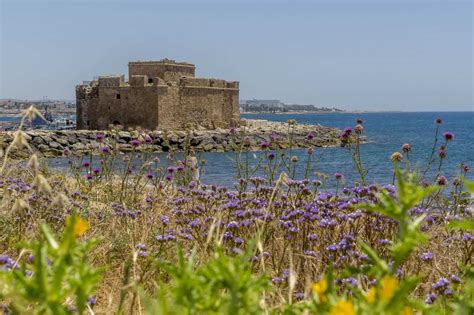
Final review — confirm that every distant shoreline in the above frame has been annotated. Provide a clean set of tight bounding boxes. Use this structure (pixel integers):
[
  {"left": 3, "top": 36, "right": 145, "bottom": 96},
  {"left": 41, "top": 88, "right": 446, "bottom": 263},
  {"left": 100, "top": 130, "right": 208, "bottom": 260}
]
[{"left": 241, "top": 111, "right": 404, "bottom": 115}]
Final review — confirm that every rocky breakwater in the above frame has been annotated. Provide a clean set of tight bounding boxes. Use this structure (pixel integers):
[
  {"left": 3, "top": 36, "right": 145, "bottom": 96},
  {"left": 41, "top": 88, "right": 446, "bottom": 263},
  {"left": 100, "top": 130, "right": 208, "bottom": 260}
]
[{"left": 0, "top": 119, "right": 342, "bottom": 158}]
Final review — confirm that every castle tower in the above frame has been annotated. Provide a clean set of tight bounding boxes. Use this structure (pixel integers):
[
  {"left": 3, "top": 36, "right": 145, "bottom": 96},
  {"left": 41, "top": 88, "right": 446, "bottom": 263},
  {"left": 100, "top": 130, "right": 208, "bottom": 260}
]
[{"left": 128, "top": 59, "right": 195, "bottom": 83}]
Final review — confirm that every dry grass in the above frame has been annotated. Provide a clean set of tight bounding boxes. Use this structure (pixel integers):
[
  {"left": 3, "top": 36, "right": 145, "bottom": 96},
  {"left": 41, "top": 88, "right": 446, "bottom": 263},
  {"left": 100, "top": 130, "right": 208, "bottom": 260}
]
[{"left": 1, "top": 158, "right": 470, "bottom": 314}]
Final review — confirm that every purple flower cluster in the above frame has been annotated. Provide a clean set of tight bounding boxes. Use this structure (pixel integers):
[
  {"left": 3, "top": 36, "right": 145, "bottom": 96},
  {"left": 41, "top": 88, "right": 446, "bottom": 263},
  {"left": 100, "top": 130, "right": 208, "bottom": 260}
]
[
  {"left": 419, "top": 252, "right": 434, "bottom": 262},
  {"left": 0, "top": 255, "right": 18, "bottom": 270},
  {"left": 429, "top": 277, "right": 454, "bottom": 299},
  {"left": 111, "top": 203, "right": 141, "bottom": 219},
  {"left": 158, "top": 179, "right": 400, "bottom": 276}
]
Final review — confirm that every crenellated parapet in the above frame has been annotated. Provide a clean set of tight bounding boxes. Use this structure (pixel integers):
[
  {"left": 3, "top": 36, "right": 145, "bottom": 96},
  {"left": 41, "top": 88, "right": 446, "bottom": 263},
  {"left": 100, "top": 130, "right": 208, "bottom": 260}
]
[{"left": 178, "top": 77, "right": 239, "bottom": 90}]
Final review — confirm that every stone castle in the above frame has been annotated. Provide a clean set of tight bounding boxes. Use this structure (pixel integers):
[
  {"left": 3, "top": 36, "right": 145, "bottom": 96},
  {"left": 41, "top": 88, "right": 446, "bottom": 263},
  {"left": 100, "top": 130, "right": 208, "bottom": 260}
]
[{"left": 76, "top": 59, "right": 240, "bottom": 130}]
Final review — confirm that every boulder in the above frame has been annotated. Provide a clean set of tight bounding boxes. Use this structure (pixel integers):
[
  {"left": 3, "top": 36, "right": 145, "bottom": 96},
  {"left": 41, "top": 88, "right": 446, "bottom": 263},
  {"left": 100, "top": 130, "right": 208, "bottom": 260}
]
[
  {"left": 49, "top": 141, "right": 63, "bottom": 149},
  {"left": 71, "top": 142, "right": 86, "bottom": 151},
  {"left": 32, "top": 137, "right": 46, "bottom": 145}
]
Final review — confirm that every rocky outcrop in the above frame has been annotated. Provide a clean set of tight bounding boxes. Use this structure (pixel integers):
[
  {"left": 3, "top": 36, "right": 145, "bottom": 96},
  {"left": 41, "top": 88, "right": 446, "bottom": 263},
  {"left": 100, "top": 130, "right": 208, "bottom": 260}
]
[{"left": 0, "top": 119, "right": 342, "bottom": 158}]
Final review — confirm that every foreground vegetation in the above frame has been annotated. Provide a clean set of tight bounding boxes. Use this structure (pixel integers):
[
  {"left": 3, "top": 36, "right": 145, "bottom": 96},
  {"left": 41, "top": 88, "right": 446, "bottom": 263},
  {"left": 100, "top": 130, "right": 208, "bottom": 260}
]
[{"left": 0, "top": 107, "right": 472, "bottom": 314}]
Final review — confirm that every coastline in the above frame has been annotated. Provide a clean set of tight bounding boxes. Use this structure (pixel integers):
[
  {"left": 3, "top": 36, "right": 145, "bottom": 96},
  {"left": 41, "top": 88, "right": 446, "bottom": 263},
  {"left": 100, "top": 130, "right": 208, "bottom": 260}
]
[{"left": 0, "top": 119, "right": 342, "bottom": 158}]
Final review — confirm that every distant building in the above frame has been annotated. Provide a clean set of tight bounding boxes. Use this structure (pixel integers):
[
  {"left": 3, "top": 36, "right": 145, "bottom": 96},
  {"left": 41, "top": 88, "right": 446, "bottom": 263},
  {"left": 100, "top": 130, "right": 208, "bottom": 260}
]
[
  {"left": 245, "top": 99, "right": 283, "bottom": 108},
  {"left": 241, "top": 99, "right": 283, "bottom": 112}
]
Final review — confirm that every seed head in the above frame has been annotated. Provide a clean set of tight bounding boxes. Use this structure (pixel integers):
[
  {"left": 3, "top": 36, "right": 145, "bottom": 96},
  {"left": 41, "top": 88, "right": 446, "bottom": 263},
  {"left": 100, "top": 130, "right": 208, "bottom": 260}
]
[
  {"left": 436, "top": 175, "right": 447, "bottom": 186},
  {"left": 354, "top": 124, "right": 364, "bottom": 134},
  {"left": 390, "top": 152, "right": 403, "bottom": 163},
  {"left": 402, "top": 143, "right": 411, "bottom": 153}
]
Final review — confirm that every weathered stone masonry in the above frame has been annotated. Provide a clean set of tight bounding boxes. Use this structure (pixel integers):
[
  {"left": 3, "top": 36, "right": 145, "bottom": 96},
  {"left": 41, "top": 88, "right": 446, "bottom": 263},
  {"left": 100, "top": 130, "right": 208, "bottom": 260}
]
[{"left": 76, "top": 59, "right": 240, "bottom": 130}]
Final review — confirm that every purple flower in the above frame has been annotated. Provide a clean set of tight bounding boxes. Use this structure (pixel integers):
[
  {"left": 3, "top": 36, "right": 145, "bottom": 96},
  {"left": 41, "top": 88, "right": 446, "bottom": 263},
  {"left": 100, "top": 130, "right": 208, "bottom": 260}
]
[
  {"left": 306, "top": 132, "right": 315, "bottom": 140},
  {"left": 443, "top": 132, "right": 454, "bottom": 141},
  {"left": 146, "top": 171, "right": 153, "bottom": 179},
  {"left": 288, "top": 226, "right": 299, "bottom": 234},
  {"left": 144, "top": 135, "right": 153, "bottom": 144},
  {"left": 450, "top": 275, "right": 461, "bottom": 283},
  {"left": 234, "top": 237, "right": 244, "bottom": 245},
  {"left": 156, "top": 234, "right": 176, "bottom": 242},
  {"left": 95, "top": 132, "right": 105, "bottom": 142},
  {"left": 267, "top": 152, "right": 275, "bottom": 160},
  {"left": 145, "top": 195, "right": 153, "bottom": 203},
  {"left": 334, "top": 173, "right": 343, "bottom": 181},
  {"left": 272, "top": 277, "right": 285, "bottom": 284},
  {"left": 294, "top": 291, "right": 305, "bottom": 300},
  {"left": 101, "top": 146, "right": 111, "bottom": 154},
  {"left": 227, "top": 221, "right": 239, "bottom": 229},
  {"left": 326, "top": 244, "right": 338, "bottom": 251},
  {"left": 85, "top": 174, "right": 93, "bottom": 180},
  {"left": 419, "top": 252, "right": 434, "bottom": 261},
  {"left": 432, "top": 278, "right": 449, "bottom": 290},
  {"left": 93, "top": 168, "right": 101, "bottom": 175},
  {"left": 135, "top": 244, "right": 147, "bottom": 250},
  {"left": 167, "top": 166, "right": 176, "bottom": 174},
  {"left": 131, "top": 139, "right": 141, "bottom": 146},
  {"left": 82, "top": 161, "right": 91, "bottom": 167},
  {"left": 63, "top": 147, "right": 71, "bottom": 156},
  {"left": 443, "top": 287, "right": 453, "bottom": 296},
  {"left": 230, "top": 127, "right": 237, "bottom": 134},
  {"left": 425, "top": 293, "right": 437, "bottom": 304},
  {"left": 260, "top": 141, "right": 269, "bottom": 149},
  {"left": 420, "top": 179, "right": 430, "bottom": 187},
  {"left": 87, "top": 297, "right": 97, "bottom": 306},
  {"left": 462, "top": 233, "right": 473, "bottom": 241},
  {"left": 436, "top": 176, "right": 447, "bottom": 186}
]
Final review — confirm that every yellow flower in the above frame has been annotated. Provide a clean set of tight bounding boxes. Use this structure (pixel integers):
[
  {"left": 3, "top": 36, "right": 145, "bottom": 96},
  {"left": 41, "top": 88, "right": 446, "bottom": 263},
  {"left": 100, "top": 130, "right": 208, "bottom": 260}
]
[
  {"left": 67, "top": 216, "right": 89, "bottom": 238},
  {"left": 365, "top": 286, "right": 376, "bottom": 304},
  {"left": 312, "top": 278, "right": 328, "bottom": 302},
  {"left": 381, "top": 275, "right": 398, "bottom": 301},
  {"left": 330, "top": 300, "right": 355, "bottom": 315},
  {"left": 401, "top": 306, "right": 413, "bottom": 315}
]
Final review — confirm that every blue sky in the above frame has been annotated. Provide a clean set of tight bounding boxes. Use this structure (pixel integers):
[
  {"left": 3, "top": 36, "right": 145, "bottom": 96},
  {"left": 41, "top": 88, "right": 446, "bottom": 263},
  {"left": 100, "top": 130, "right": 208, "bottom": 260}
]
[{"left": 1, "top": 0, "right": 472, "bottom": 111}]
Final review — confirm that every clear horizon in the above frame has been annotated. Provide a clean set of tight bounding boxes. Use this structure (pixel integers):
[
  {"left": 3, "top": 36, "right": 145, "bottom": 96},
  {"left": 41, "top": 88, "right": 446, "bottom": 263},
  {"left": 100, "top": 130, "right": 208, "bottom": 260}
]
[{"left": 1, "top": 0, "right": 473, "bottom": 112}]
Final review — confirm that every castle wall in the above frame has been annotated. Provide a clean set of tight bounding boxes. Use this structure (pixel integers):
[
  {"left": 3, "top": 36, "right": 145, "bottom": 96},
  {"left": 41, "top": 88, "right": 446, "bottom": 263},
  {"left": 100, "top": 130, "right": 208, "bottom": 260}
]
[
  {"left": 156, "top": 84, "right": 182, "bottom": 129},
  {"left": 177, "top": 77, "right": 239, "bottom": 129},
  {"left": 76, "top": 84, "right": 99, "bottom": 129}
]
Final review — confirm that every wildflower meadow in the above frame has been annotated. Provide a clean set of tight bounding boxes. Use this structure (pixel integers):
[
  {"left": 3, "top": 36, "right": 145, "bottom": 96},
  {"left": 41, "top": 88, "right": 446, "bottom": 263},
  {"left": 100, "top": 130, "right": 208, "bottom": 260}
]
[{"left": 0, "top": 106, "right": 473, "bottom": 314}]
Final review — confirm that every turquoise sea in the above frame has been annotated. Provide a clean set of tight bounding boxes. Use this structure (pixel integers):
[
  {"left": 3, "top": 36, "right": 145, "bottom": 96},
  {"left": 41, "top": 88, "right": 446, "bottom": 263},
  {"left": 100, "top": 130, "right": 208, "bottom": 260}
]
[{"left": 46, "top": 111, "right": 473, "bottom": 188}]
